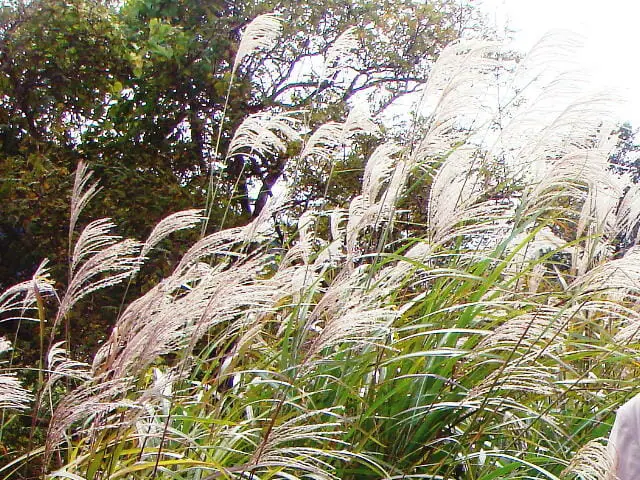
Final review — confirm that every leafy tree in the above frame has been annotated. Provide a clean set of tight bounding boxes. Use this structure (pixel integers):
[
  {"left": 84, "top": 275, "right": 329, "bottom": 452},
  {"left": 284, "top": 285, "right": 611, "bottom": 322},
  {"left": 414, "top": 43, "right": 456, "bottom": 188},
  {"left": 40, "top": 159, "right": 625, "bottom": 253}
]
[
  {"left": 609, "top": 122, "right": 640, "bottom": 182},
  {"left": 0, "top": 0, "right": 480, "bottom": 371}
]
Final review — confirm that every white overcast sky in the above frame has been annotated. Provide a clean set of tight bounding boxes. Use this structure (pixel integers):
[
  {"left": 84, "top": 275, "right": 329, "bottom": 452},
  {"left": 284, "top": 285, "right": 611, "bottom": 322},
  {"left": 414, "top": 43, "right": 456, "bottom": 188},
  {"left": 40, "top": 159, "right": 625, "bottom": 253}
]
[{"left": 480, "top": 0, "right": 640, "bottom": 125}]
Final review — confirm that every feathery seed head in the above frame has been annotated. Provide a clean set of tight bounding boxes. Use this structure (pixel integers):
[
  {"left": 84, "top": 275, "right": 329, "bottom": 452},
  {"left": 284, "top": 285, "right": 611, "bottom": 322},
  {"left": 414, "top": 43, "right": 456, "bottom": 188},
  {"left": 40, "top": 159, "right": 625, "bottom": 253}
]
[
  {"left": 562, "top": 439, "right": 616, "bottom": 480},
  {"left": 325, "top": 26, "right": 359, "bottom": 75},
  {"left": 228, "top": 111, "right": 302, "bottom": 160},
  {"left": 0, "top": 337, "right": 32, "bottom": 411},
  {"left": 141, "top": 209, "right": 204, "bottom": 258},
  {"left": 233, "top": 13, "right": 283, "bottom": 75}
]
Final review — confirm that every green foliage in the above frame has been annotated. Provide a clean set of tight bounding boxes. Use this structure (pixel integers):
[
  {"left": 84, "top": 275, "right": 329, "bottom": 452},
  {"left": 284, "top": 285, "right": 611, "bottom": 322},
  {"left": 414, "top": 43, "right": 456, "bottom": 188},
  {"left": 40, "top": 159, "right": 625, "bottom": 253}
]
[
  {"left": 0, "top": 0, "right": 472, "bottom": 368},
  {"left": 4, "top": 6, "right": 640, "bottom": 480},
  {"left": 2, "top": 34, "right": 639, "bottom": 480}
]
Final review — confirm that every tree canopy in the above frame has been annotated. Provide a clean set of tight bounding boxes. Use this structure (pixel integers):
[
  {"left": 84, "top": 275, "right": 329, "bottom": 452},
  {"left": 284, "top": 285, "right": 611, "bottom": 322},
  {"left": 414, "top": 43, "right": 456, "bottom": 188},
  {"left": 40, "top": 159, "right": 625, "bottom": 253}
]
[{"left": 0, "top": 0, "right": 475, "bottom": 285}]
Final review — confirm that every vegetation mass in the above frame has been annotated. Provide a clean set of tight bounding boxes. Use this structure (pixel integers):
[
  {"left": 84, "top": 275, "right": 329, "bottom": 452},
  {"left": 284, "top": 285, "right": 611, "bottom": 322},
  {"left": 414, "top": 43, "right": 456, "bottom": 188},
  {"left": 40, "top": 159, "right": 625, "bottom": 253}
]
[{"left": 1, "top": 1, "right": 640, "bottom": 479}]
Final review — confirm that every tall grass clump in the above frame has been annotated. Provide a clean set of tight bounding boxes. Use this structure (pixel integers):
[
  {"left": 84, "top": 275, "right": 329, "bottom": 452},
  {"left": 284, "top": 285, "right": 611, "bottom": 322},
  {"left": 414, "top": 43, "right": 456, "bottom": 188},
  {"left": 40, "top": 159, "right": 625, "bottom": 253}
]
[{"left": 1, "top": 25, "right": 639, "bottom": 480}]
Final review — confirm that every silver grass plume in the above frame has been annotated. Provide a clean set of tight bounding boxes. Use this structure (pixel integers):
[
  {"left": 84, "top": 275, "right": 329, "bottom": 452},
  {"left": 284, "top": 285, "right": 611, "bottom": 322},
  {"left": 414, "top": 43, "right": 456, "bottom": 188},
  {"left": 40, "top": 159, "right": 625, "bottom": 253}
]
[
  {"left": 177, "top": 192, "right": 286, "bottom": 272},
  {"left": 411, "top": 41, "right": 502, "bottom": 160},
  {"left": 48, "top": 470, "right": 88, "bottom": 480},
  {"left": 362, "top": 142, "right": 403, "bottom": 204},
  {"left": 69, "top": 161, "right": 101, "bottom": 248},
  {"left": 90, "top": 262, "right": 225, "bottom": 378},
  {"left": 300, "top": 121, "right": 344, "bottom": 164},
  {"left": 518, "top": 95, "right": 619, "bottom": 179},
  {"left": 574, "top": 175, "right": 622, "bottom": 276},
  {"left": 301, "top": 105, "right": 379, "bottom": 163},
  {"left": 300, "top": 267, "right": 396, "bottom": 370},
  {"left": 612, "top": 304, "right": 640, "bottom": 344},
  {"left": 228, "top": 110, "right": 302, "bottom": 160},
  {"left": 247, "top": 407, "right": 364, "bottom": 479},
  {"left": 176, "top": 226, "right": 246, "bottom": 272},
  {"left": 346, "top": 142, "right": 404, "bottom": 260},
  {"left": 195, "top": 262, "right": 304, "bottom": 344},
  {"left": 303, "top": 306, "right": 395, "bottom": 369},
  {"left": 411, "top": 45, "right": 518, "bottom": 244},
  {"left": 93, "top": 252, "right": 300, "bottom": 381},
  {"left": 473, "top": 308, "right": 568, "bottom": 356},
  {"left": 330, "top": 209, "right": 347, "bottom": 241},
  {"left": 503, "top": 227, "right": 570, "bottom": 279},
  {"left": 232, "top": 13, "right": 282, "bottom": 75},
  {"left": 43, "top": 341, "right": 91, "bottom": 395},
  {"left": 369, "top": 241, "right": 435, "bottom": 296},
  {"left": 0, "top": 337, "right": 32, "bottom": 410},
  {"left": 92, "top": 265, "right": 223, "bottom": 371},
  {"left": 562, "top": 438, "right": 617, "bottom": 480},
  {"left": 141, "top": 209, "right": 204, "bottom": 258},
  {"left": 133, "top": 368, "right": 176, "bottom": 453},
  {"left": 570, "top": 247, "right": 640, "bottom": 302},
  {"left": 281, "top": 210, "right": 316, "bottom": 267},
  {"left": 467, "top": 352, "right": 561, "bottom": 400},
  {"left": 344, "top": 104, "right": 379, "bottom": 138},
  {"left": 426, "top": 146, "right": 512, "bottom": 247},
  {"left": 69, "top": 218, "right": 120, "bottom": 272},
  {"left": 569, "top": 170, "right": 640, "bottom": 278},
  {"left": 0, "top": 374, "right": 32, "bottom": 411},
  {"left": 549, "top": 299, "right": 640, "bottom": 348},
  {"left": 73, "top": 248, "right": 313, "bottom": 447},
  {"left": 614, "top": 182, "right": 640, "bottom": 246},
  {"left": 46, "top": 377, "right": 134, "bottom": 457},
  {"left": 488, "top": 33, "right": 617, "bottom": 173},
  {"left": 522, "top": 145, "right": 615, "bottom": 224},
  {"left": 90, "top": 276, "right": 170, "bottom": 375},
  {"left": 247, "top": 185, "right": 290, "bottom": 236},
  {"left": 411, "top": 37, "right": 620, "bottom": 254},
  {"left": 0, "top": 260, "right": 55, "bottom": 323},
  {"left": 56, "top": 221, "right": 142, "bottom": 327},
  {"left": 324, "top": 26, "right": 359, "bottom": 77},
  {"left": 313, "top": 210, "right": 347, "bottom": 267},
  {"left": 528, "top": 262, "right": 547, "bottom": 294}
]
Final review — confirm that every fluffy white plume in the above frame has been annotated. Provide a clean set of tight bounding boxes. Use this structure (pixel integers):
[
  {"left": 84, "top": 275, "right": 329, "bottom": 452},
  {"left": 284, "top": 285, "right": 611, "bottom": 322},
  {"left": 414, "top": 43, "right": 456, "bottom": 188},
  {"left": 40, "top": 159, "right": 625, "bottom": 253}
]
[
  {"left": 301, "top": 105, "right": 379, "bottom": 163},
  {"left": 233, "top": 13, "right": 283, "bottom": 74},
  {"left": 563, "top": 438, "right": 616, "bottom": 480},
  {"left": 0, "top": 374, "right": 32, "bottom": 411},
  {"left": 0, "top": 260, "right": 55, "bottom": 323},
  {"left": 249, "top": 408, "right": 355, "bottom": 479},
  {"left": 571, "top": 247, "right": 640, "bottom": 301},
  {"left": 69, "top": 161, "right": 101, "bottom": 243},
  {"left": 468, "top": 352, "right": 561, "bottom": 399},
  {"left": 141, "top": 209, "right": 204, "bottom": 258},
  {"left": 325, "top": 26, "right": 359, "bottom": 76},
  {"left": 46, "top": 377, "right": 134, "bottom": 456},
  {"left": 300, "top": 122, "right": 344, "bottom": 164},
  {"left": 362, "top": 142, "right": 403, "bottom": 204},
  {"left": 44, "top": 342, "right": 92, "bottom": 395},
  {"left": 70, "top": 218, "right": 120, "bottom": 273},
  {"left": 473, "top": 308, "right": 568, "bottom": 355},
  {"left": 57, "top": 226, "right": 142, "bottom": 325},
  {"left": 281, "top": 210, "right": 316, "bottom": 267},
  {"left": 345, "top": 142, "right": 405, "bottom": 260},
  {"left": 228, "top": 110, "right": 302, "bottom": 160},
  {"left": 0, "top": 338, "right": 32, "bottom": 411},
  {"left": 411, "top": 40, "right": 503, "bottom": 160}
]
